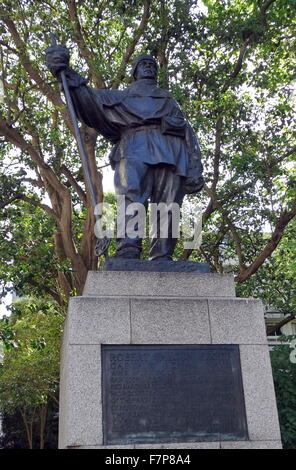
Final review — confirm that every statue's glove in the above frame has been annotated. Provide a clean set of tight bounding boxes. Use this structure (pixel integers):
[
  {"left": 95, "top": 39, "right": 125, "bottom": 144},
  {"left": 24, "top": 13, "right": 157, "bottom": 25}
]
[
  {"left": 45, "top": 44, "right": 70, "bottom": 78},
  {"left": 45, "top": 44, "right": 88, "bottom": 88}
]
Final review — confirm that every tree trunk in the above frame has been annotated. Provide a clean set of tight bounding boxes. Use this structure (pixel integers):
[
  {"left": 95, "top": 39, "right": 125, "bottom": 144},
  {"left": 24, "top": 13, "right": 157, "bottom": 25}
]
[
  {"left": 39, "top": 403, "right": 48, "bottom": 449},
  {"left": 20, "top": 407, "right": 34, "bottom": 449}
]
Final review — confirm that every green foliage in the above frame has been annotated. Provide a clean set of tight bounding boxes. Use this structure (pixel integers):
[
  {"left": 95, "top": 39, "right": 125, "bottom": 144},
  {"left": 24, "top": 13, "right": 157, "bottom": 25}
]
[
  {"left": 237, "top": 219, "right": 296, "bottom": 318},
  {"left": 270, "top": 337, "right": 296, "bottom": 449},
  {"left": 0, "top": 298, "right": 64, "bottom": 410},
  {"left": 0, "top": 298, "right": 64, "bottom": 448},
  {"left": 0, "top": 203, "right": 57, "bottom": 301}
]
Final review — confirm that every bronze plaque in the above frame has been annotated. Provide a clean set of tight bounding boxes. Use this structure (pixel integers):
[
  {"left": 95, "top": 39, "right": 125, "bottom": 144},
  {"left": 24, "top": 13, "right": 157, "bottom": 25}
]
[{"left": 102, "top": 345, "right": 248, "bottom": 445}]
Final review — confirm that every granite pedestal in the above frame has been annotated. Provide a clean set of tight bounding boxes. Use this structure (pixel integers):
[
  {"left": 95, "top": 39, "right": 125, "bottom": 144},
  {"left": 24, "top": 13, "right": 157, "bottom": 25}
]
[{"left": 59, "top": 270, "right": 282, "bottom": 449}]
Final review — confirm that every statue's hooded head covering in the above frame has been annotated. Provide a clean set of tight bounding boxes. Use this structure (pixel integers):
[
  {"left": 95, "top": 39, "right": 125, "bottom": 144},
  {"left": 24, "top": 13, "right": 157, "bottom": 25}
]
[{"left": 132, "top": 53, "right": 158, "bottom": 80}]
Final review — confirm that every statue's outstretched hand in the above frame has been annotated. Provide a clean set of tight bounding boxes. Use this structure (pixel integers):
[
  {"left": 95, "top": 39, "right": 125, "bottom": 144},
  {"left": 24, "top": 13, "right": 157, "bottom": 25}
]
[{"left": 46, "top": 44, "right": 70, "bottom": 78}]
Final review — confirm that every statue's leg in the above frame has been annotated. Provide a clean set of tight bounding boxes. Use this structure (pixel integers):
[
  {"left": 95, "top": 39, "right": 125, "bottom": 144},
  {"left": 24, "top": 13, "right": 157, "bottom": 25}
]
[
  {"left": 114, "top": 159, "right": 152, "bottom": 258},
  {"left": 149, "top": 165, "right": 185, "bottom": 261}
]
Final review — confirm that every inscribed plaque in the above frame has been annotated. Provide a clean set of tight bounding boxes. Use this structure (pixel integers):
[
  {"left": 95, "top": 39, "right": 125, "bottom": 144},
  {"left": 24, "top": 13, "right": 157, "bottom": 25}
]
[{"left": 102, "top": 345, "right": 248, "bottom": 445}]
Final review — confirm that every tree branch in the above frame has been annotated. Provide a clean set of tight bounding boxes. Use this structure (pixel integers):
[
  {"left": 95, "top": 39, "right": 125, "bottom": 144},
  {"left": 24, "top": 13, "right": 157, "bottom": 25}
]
[
  {"left": 261, "top": 0, "right": 277, "bottom": 13},
  {"left": 235, "top": 200, "right": 296, "bottom": 283},
  {"left": 212, "top": 116, "right": 223, "bottom": 191},
  {"left": 109, "top": 25, "right": 129, "bottom": 61},
  {"left": 0, "top": 114, "right": 68, "bottom": 196},
  {"left": 0, "top": 118, "right": 94, "bottom": 284},
  {"left": 274, "top": 145, "right": 296, "bottom": 166},
  {"left": 60, "top": 164, "right": 87, "bottom": 205},
  {"left": 66, "top": 0, "right": 106, "bottom": 88},
  {"left": 0, "top": 195, "right": 20, "bottom": 210},
  {"left": 0, "top": 7, "right": 75, "bottom": 134},
  {"left": 267, "top": 314, "right": 295, "bottom": 336},
  {"left": 27, "top": 279, "right": 63, "bottom": 306},
  {"left": 58, "top": 190, "right": 88, "bottom": 293},
  {"left": 111, "top": 0, "right": 151, "bottom": 89},
  {"left": 180, "top": 196, "right": 215, "bottom": 261},
  {"left": 22, "top": 178, "right": 45, "bottom": 189},
  {"left": 221, "top": 38, "right": 251, "bottom": 93},
  {"left": 0, "top": 193, "right": 56, "bottom": 217},
  {"left": 0, "top": 40, "right": 18, "bottom": 53},
  {"left": 18, "top": 194, "right": 56, "bottom": 217},
  {"left": 199, "top": 246, "right": 218, "bottom": 272},
  {"left": 204, "top": 184, "right": 247, "bottom": 270},
  {"left": 220, "top": 0, "right": 276, "bottom": 94}
]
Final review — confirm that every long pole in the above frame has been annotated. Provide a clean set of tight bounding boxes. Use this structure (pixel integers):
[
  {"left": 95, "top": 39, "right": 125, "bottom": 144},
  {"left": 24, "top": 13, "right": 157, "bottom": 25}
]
[
  {"left": 50, "top": 34, "right": 98, "bottom": 214},
  {"left": 50, "top": 34, "right": 109, "bottom": 256}
]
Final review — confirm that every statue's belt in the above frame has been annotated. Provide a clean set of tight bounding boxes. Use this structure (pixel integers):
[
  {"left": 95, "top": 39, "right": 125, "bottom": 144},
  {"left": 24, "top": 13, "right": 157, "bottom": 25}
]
[
  {"left": 120, "top": 125, "right": 160, "bottom": 137},
  {"left": 120, "top": 123, "right": 186, "bottom": 139}
]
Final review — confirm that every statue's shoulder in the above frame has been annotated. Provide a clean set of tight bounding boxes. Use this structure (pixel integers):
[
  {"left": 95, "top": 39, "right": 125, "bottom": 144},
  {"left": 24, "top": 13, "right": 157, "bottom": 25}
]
[
  {"left": 153, "top": 86, "right": 172, "bottom": 98},
  {"left": 94, "top": 88, "right": 129, "bottom": 106}
]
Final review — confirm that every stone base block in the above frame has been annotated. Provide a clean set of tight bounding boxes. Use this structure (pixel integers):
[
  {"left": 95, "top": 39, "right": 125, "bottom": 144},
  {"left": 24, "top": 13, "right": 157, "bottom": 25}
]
[
  {"left": 59, "top": 271, "right": 282, "bottom": 450},
  {"left": 83, "top": 271, "right": 235, "bottom": 298}
]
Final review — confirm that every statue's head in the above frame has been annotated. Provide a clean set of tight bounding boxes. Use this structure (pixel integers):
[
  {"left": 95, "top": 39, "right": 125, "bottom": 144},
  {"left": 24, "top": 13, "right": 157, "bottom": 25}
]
[
  {"left": 45, "top": 44, "right": 70, "bottom": 66},
  {"left": 132, "top": 53, "right": 158, "bottom": 81}
]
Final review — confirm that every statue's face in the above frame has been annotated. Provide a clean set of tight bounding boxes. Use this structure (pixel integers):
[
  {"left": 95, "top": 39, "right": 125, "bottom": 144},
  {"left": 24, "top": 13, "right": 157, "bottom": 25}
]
[
  {"left": 134, "top": 59, "right": 157, "bottom": 80},
  {"left": 46, "top": 44, "right": 69, "bottom": 69}
]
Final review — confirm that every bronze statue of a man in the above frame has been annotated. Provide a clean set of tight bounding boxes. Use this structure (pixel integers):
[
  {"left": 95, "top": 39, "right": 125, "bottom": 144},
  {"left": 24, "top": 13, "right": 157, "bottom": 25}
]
[{"left": 46, "top": 45, "right": 204, "bottom": 260}]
